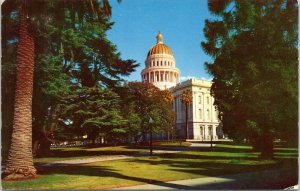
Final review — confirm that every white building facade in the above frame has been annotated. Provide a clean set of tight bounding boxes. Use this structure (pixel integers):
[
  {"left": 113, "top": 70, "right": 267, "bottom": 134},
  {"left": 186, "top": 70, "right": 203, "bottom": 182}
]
[
  {"left": 171, "top": 79, "right": 220, "bottom": 140},
  {"left": 141, "top": 32, "right": 221, "bottom": 140}
]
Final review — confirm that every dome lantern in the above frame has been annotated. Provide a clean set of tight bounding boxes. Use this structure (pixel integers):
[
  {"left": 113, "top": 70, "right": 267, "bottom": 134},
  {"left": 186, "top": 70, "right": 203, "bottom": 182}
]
[{"left": 156, "top": 31, "right": 163, "bottom": 44}]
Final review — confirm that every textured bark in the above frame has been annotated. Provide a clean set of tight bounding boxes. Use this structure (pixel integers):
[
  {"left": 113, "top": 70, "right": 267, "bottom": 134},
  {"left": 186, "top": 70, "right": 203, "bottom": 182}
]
[
  {"left": 3, "top": 12, "right": 37, "bottom": 180},
  {"left": 185, "top": 103, "right": 189, "bottom": 140}
]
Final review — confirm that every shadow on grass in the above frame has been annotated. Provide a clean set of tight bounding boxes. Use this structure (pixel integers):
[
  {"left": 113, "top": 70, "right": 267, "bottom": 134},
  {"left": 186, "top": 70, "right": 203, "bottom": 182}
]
[
  {"left": 36, "top": 164, "right": 195, "bottom": 190},
  {"left": 40, "top": 149, "right": 140, "bottom": 158},
  {"left": 35, "top": 154, "right": 298, "bottom": 190},
  {"left": 36, "top": 143, "right": 298, "bottom": 164},
  {"left": 30, "top": 142, "right": 299, "bottom": 190}
]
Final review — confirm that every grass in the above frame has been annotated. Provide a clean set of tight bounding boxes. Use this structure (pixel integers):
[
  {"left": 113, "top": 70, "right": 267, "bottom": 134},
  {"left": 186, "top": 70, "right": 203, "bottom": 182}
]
[
  {"left": 2, "top": 143, "right": 298, "bottom": 190},
  {"left": 33, "top": 142, "right": 190, "bottom": 163},
  {"left": 33, "top": 145, "right": 149, "bottom": 163}
]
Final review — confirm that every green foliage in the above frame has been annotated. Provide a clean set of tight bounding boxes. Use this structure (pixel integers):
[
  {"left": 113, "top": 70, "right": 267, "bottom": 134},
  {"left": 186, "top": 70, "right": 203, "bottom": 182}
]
[
  {"left": 122, "top": 82, "right": 175, "bottom": 141},
  {"left": 2, "top": 0, "right": 138, "bottom": 154},
  {"left": 57, "top": 87, "right": 127, "bottom": 142},
  {"left": 202, "top": 0, "right": 298, "bottom": 156}
]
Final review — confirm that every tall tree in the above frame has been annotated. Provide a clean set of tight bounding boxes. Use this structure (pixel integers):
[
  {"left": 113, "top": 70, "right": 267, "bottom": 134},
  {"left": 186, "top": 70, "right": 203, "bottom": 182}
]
[
  {"left": 124, "top": 82, "right": 175, "bottom": 141},
  {"left": 180, "top": 89, "right": 193, "bottom": 140},
  {"left": 3, "top": 3, "right": 37, "bottom": 180},
  {"left": 202, "top": 0, "right": 298, "bottom": 158},
  {"left": 2, "top": 0, "right": 137, "bottom": 179},
  {"left": 160, "top": 89, "right": 175, "bottom": 140}
]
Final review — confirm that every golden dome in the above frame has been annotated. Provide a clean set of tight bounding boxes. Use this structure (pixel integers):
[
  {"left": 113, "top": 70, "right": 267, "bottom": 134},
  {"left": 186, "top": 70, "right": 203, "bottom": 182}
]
[{"left": 147, "top": 32, "right": 173, "bottom": 56}]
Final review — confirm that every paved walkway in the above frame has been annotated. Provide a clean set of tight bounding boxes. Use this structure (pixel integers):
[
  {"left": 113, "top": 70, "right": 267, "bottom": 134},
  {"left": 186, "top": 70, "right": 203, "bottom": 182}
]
[
  {"left": 35, "top": 149, "right": 182, "bottom": 167},
  {"left": 114, "top": 168, "right": 298, "bottom": 190},
  {"left": 36, "top": 143, "right": 215, "bottom": 167}
]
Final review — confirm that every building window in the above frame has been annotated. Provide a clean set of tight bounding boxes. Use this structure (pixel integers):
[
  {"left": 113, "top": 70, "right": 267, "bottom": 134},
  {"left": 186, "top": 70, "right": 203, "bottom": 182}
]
[
  {"left": 161, "top": 61, "right": 163, "bottom": 66},
  {"left": 207, "top": 109, "right": 210, "bottom": 120},
  {"left": 157, "top": 74, "right": 159, "bottom": 82},
  {"left": 164, "top": 61, "right": 166, "bottom": 66},
  {"left": 199, "top": 109, "right": 202, "bottom": 119},
  {"left": 207, "top": 97, "right": 209, "bottom": 104}
]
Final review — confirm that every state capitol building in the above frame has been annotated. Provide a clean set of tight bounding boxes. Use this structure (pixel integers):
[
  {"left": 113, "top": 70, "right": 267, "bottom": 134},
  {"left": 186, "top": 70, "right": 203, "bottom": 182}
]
[{"left": 141, "top": 32, "right": 222, "bottom": 140}]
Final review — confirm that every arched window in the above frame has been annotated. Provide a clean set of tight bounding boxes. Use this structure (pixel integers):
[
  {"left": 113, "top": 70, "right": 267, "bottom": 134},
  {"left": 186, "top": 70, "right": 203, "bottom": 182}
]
[
  {"left": 164, "top": 61, "right": 166, "bottom": 66},
  {"left": 157, "top": 61, "right": 159, "bottom": 66},
  {"left": 161, "top": 61, "right": 163, "bottom": 66}
]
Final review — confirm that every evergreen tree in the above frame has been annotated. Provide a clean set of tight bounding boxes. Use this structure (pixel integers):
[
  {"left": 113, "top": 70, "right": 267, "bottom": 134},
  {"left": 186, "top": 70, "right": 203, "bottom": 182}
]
[
  {"left": 59, "top": 87, "right": 127, "bottom": 144},
  {"left": 2, "top": 0, "right": 138, "bottom": 179},
  {"left": 202, "top": 0, "right": 298, "bottom": 158}
]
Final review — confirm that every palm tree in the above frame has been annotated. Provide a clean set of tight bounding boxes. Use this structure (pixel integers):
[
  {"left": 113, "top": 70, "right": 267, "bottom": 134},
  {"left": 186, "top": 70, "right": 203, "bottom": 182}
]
[
  {"left": 3, "top": 0, "right": 113, "bottom": 180},
  {"left": 181, "top": 90, "right": 193, "bottom": 140},
  {"left": 3, "top": 6, "right": 36, "bottom": 180}
]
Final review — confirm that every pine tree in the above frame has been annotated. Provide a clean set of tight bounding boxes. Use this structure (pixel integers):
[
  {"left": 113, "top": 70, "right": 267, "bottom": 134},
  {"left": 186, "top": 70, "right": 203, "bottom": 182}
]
[{"left": 202, "top": 0, "right": 298, "bottom": 158}]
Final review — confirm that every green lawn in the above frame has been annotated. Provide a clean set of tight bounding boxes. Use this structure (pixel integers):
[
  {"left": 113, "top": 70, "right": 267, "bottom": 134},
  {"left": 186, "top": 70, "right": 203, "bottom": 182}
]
[
  {"left": 2, "top": 143, "right": 298, "bottom": 190},
  {"left": 34, "top": 142, "right": 190, "bottom": 163}
]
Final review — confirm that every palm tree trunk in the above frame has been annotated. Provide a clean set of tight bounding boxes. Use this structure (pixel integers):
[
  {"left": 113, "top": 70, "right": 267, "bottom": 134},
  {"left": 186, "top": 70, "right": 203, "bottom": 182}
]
[
  {"left": 185, "top": 103, "right": 189, "bottom": 140},
  {"left": 3, "top": 11, "right": 37, "bottom": 180}
]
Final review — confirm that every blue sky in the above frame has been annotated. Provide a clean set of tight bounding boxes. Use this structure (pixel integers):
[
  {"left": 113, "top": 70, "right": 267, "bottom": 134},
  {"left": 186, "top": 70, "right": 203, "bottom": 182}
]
[{"left": 107, "top": 0, "right": 214, "bottom": 82}]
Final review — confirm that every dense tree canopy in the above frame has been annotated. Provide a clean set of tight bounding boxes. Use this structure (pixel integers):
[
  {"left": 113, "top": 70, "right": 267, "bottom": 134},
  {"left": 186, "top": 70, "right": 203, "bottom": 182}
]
[
  {"left": 122, "top": 82, "right": 175, "bottom": 142},
  {"left": 2, "top": 0, "right": 138, "bottom": 158},
  {"left": 202, "top": 0, "right": 298, "bottom": 158}
]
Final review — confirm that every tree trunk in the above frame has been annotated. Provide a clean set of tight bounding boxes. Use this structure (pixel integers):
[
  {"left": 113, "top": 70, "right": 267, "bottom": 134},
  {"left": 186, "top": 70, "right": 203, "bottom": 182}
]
[
  {"left": 32, "top": 140, "right": 40, "bottom": 158},
  {"left": 185, "top": 103, "right": 189, "bottom": 140},
  {"left": 167, "top": 130, "right": 170, "bottom": 140},
  {"left": 260, "top": 131, "right": 274, "bottom": 159},
  {"left": 3, "top": 10, "right": 37, "bottom": 180}
]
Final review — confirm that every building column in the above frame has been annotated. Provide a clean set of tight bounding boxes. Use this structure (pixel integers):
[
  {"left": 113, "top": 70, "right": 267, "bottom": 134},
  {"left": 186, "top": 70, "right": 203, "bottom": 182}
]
[
  {"left": 158, "top": 71, "right": 160, "bottom": 82},
  {"left": 167, "top": 71, "right": 169, "bottom": 82}
]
